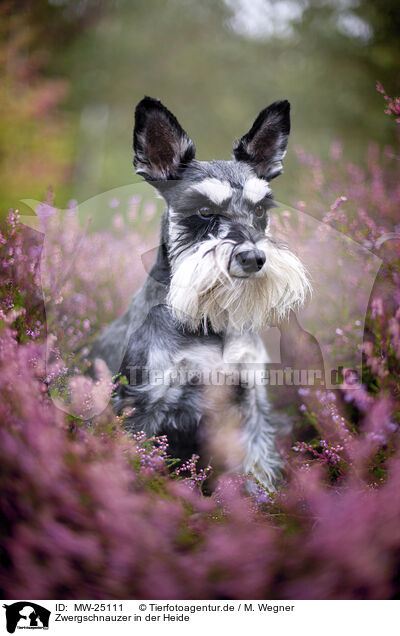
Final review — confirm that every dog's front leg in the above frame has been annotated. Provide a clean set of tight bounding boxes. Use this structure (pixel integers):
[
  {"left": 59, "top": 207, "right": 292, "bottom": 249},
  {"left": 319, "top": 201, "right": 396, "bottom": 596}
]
[
  {"left": 220, "top": 334, "right": 283, "bottom": 490},
  {"left": 241, "top": 384, "right": 283, "bottom": 491}
]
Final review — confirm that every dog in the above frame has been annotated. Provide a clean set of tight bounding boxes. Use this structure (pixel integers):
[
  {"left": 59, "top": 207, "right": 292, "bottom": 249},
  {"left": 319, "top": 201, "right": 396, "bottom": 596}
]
[{"left": 90, "top": 97, "right": 311, "bottom": 489}]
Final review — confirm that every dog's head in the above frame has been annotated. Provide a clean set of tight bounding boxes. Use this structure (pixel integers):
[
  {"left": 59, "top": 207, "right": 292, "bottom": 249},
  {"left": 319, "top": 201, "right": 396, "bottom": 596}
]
[{"left": 133, "top": 97, "right": 311, "bottom": 332}]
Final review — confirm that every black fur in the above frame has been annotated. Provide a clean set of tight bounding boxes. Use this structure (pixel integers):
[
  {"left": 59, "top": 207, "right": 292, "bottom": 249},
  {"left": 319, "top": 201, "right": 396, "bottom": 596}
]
[
  {"left": 90, "top": 97, "right": 306, "bottom": 486},
  {"left": 133, "top": 97, "right": 196, "bottom": 181},
  {"left": 233, "top": 100, "right": 290, "bottom": 180}
]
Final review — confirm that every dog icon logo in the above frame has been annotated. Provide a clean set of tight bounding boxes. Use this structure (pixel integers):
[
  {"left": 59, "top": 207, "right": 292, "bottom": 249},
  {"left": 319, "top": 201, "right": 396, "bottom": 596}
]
[{"left": 3, "top": 602, "right": 51, "bottom": 633}]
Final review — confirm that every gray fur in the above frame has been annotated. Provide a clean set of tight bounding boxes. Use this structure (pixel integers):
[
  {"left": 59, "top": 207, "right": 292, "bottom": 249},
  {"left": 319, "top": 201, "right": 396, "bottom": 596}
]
[{"left": 90, "top": 98, "right": 307, "bottom": 489}]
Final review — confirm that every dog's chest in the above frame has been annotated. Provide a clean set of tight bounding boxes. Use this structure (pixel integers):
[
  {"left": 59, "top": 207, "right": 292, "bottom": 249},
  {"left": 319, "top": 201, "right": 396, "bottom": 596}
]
[{"left": 149, "top": 331, "right": 269, "bottom": 392}]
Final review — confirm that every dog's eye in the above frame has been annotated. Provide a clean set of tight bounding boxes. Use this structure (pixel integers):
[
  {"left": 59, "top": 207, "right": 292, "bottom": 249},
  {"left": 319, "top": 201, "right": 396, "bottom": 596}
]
[
  {"left": 254, "top": 204, "right": 266, "bottom": 218},
  {"left": 198, "top": 207, "right": 214, "bottom": 219}
]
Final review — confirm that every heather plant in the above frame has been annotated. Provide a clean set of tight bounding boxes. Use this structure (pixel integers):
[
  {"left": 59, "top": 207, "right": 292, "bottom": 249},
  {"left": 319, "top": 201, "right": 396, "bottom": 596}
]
[{"left": 1, "top": 87, "right": 400, "bottom": 600}]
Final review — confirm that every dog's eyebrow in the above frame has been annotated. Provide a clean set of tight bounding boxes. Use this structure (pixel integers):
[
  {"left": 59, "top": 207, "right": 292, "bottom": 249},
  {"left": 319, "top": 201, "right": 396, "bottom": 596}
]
[
  {"left": 188, "top": 178, "right": 232, "bottom": 205},
  {"left": 242, "top": 177, "right": 271, "bottom": 203}
]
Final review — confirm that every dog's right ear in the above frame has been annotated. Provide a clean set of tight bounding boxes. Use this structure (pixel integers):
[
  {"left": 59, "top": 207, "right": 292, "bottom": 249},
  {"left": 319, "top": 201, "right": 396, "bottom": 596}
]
[{"left": 133, "top": 97, "right": 196, "bottom": 181}]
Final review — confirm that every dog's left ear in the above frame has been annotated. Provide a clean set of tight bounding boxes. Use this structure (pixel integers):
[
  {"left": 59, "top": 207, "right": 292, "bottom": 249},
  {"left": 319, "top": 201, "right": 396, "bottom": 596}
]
[
  {"left": 233, "top": 100, "right": 290, "bottom": 180},
  {"left": 133, "top": 97, "right": 196, "bottom": 181}
]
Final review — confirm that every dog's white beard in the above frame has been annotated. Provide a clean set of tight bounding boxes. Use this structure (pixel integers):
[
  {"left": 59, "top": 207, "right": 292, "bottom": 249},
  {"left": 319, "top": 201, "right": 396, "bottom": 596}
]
[{"left": 167, "top": 237, "right": 311, "bottom": 332}]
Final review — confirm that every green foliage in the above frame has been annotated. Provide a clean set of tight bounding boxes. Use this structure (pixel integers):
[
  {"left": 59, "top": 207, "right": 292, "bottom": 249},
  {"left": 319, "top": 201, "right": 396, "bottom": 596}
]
[{"left": 2, "top": 0, "right": 399, "bottom": 211}]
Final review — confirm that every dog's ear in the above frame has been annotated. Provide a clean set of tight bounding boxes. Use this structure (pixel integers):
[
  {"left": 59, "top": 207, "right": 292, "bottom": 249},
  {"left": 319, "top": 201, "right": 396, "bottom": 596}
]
[
  {"left": 133, "top": 97, "right": 196, "bottom": 181},
  {"left": 233, "top": 100, "right": 290, "bottom": 180}
]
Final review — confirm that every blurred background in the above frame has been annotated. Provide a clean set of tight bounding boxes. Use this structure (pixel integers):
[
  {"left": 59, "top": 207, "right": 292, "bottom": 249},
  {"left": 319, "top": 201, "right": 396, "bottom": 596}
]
[
  {"left": 2, "top": 2, "right": 400, "bottom": 601},
  {"left": 1, "top": 0, "right": 399, "bottom": 215}
]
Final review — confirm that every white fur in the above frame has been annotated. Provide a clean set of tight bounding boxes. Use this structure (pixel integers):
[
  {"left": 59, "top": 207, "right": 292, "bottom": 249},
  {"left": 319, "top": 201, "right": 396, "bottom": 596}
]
[
  {"left": 243, "top": 177, "right": 271, "bottom": 203},
  {"left": 167, "top": 236, "right": 311, "bottom": 332},
  {"left": 222, "top": 331, "right": 270, "bottom": 365},
  {"left": 190, "top": 178, "right": 232, "bottom": 205},
  {"left": 241, "top": 384, "right": 283, "bottom": 491},
  {"left": 131, "top": 334, "right": 283, "bottom": 488}
]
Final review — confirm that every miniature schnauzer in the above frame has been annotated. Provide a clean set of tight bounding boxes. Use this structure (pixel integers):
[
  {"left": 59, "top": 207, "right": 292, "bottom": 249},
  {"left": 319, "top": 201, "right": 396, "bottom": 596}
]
[{"left": 90, "top": 97, "right": 311, "bottom": 489}]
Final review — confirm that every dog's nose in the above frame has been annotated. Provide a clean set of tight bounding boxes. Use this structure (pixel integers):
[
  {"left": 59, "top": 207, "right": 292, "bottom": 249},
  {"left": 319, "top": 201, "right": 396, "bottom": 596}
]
[{"left": 235, "top": 249, "right": 266, "bottom": 274}]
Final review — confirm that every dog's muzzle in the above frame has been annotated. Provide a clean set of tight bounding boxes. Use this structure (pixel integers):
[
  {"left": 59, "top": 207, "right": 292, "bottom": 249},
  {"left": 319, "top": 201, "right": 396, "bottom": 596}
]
[
  {"left": 235, "top": 248, "right": 266, "bottom": 274},
  {"left": 229, "top": 243, "right": 267, "bottom": 277}
]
